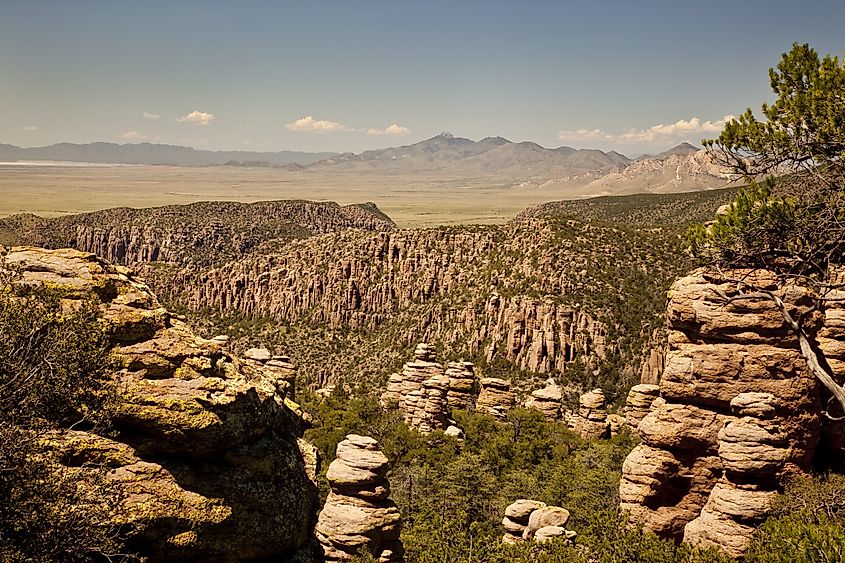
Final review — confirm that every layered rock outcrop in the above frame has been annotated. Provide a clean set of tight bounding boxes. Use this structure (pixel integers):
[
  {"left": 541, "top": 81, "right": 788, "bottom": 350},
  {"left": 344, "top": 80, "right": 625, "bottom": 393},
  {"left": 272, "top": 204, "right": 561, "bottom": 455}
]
[
  {"left": 502, "top": 500, "right": 576, "bottom": 545},
  {"left": 12, "top": 200, "right": 396, "bottom": 268},
  {"left": 172, "top": 223, "right": 620, "bottom": 384},
  {"left": 381, "top": 344, "right": 448, "bottom": 433},
  {"left": 316, "top": 435, "right": 403, "bottom": 561},
  {"left": 570, "top": 389, "right": 609, "bottom": 439},
  {"left": 525, "top": 379, "right": 563, "bottom": 420},
  {"left": 624, "top": 384, "right": 660, "bottom": 434},
  {"left": 619, "top": 268, "right": 844, "bottom": 557},
  {"left": 683, "top": 393, "right": 786, "bottom": 558},
  {"left": 3, "top": 247, "right": 319, "bottom": 561},
  {"left": 476, "top": 378, "right": 515, "bottom": 420},
  {"left": 445, "top": 361, "right": 476, "bottom": 411}
]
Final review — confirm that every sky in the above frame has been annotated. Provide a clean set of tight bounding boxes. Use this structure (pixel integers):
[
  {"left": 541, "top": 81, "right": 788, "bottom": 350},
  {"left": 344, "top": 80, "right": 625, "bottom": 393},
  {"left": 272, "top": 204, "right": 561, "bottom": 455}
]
[{"left": 2, "top": 0, "right": 843, "bottom": 156}]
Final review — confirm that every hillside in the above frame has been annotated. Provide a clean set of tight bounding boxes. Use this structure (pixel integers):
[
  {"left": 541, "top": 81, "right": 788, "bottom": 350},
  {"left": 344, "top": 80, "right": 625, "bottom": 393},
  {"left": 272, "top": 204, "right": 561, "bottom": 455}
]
[
  {"left": 514, "top": 186, "right": 739, "bottom": 225},
  {"left": 0, "top": 192, "right": 723, "bottom": 402},
  {"left": 1, "top": 200, "right": 395, "bottom": 265}
]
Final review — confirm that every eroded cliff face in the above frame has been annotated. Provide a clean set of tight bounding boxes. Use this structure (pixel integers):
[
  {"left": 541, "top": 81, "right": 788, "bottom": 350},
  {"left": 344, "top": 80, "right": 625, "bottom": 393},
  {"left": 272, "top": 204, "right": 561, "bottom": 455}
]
[
  {"left": 3, "top": 247, "right": 320, "bottom": 562},
  {"left": 620, "top": 268, "right": 845, "bottom": 557},
  {"left": 174, "top": 221, "right": 658, "bottom": 385},
  {"left": 9, "top": 200, "right": 396, "bottom": 268}
]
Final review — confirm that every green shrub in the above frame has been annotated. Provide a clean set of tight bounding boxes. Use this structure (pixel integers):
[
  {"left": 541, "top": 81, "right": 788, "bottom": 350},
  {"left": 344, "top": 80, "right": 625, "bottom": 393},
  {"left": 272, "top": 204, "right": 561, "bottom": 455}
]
[
  {"left": 0, "top": 268, "right": 131, "bottom": 562},
  {"left": 747, "top": 473, "right": 845, "bottom": 563}
]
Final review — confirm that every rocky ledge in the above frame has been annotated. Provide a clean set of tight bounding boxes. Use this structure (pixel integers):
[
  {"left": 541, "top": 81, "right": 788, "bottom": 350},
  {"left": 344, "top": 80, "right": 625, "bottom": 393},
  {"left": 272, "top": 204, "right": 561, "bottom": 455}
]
[{"left": 3, "top": 247, "right": 319, "bottom": 561}]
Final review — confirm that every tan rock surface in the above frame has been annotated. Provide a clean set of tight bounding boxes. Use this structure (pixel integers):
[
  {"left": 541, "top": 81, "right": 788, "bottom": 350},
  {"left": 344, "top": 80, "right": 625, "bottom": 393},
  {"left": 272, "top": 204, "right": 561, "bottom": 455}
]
[
  {"left": 525, "top": 379, "right": 563, "bottom": 420},
  {"left": 316, "top": 435, "right": 403, "bottom": 561},
  {"left": 5, "top": 246, "right": 318, "bottom": 562},
  {"left": 624, "top": 384, "right": 660, "bottom": 433},
  {"left": 621, "top": 268, "right": 839, "bottom": 558},
  {"left": 477, "top": 377, "right": 515, "bottom": 419}
]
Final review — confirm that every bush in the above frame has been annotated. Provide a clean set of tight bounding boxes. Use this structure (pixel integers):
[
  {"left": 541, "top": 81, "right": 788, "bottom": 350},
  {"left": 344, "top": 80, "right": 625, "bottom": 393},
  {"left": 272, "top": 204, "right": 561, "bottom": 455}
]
[
  {"left": 746, "top": 473, "right": 845, "bottom": 563},
  {"left": 0, "top": 266, "right": 131, "bottom": 562}
]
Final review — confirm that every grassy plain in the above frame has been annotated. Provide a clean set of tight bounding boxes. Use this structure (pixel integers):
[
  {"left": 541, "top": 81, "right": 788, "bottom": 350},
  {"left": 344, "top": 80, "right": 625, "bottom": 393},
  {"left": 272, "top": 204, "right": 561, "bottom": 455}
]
[{"left": 0, "top": 163, "right": 596, "bottom": 227}]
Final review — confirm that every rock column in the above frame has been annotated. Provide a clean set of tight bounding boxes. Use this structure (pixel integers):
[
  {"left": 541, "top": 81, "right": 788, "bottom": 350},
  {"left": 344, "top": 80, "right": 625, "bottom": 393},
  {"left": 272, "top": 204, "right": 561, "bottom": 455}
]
[
  {"left": 316, "top": 435, "right": 403, "bottom": 561},
  {"left": 572, "top": 389, "right": 609, "bottom": 439},
  {"left": 624, "top": 384, "right": 660, "bottom": 434},
  {"left": 525, "top": 379, "right": 563, "bottom": 420},
  {"left": 683, "top": 393, "right": 785, "bottom": 558},
  {"left": 476, "top": 378, "right": 515, "bottom": 419}
]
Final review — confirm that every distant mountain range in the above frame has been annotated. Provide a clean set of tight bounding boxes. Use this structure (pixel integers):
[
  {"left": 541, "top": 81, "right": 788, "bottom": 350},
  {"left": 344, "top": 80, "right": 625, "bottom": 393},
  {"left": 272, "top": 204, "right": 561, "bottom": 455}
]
[
  {"left": 310, "top": 133, "right": 632, "bottom": 176},
  {"left": 0, "top": 135, "right": 734, "bottom": 195}
]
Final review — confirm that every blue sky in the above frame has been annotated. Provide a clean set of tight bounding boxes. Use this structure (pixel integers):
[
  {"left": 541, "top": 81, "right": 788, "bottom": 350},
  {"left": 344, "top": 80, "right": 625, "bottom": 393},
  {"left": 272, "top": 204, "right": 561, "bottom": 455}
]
[{"left": 2, "top": 0, "right": 843, "bottom": 155}]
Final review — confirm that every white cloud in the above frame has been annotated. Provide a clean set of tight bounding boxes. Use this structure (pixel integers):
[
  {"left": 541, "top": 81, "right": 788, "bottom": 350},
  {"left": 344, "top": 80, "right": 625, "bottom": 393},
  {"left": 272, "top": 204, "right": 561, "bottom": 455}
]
[
  {"left": 558, "top": 115, "right": 735, "bottom": 145},
  {"left": 176, "top": 110, "right": 215, "bottom": 126},
  {"left": 119, "top": 130, "right": 160, "bottom": 141},
  {"left": 285, "top": 115, "right": 352, "bottom": 133},
  {"left": 143, "top": 112, "right": 160, "bottom": 121},
  {"left": 19, "top": 125, "right": 38, "bottom": 131},
  {"left": 367, "top": 123, "right": 411, "bottom": 136}
]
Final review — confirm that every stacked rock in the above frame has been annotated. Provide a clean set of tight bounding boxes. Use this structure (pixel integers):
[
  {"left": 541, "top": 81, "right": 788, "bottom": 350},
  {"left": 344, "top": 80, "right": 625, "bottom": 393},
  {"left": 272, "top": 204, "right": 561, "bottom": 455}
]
[
  {"left": 607, "top": 413, "right": 625, "bottom": 437},
  {"left": 618, "top": 269, "right": 823, "bottom": 557},
  {"left": 415, "top": 374, "right": 450, "bottom": 434},
  {"left": 445, "top": 361, "right": 476, "bottom": 411},
  {"left": 525, "top": 506, "right": 577, "bottom": 544},
  {"left": 502, "top": 499, "right": 546, "bottom": 544},
  {"left": 476, "top": 378, "right": 515, "bottom": 420},
  {"left": 379, "top": 373, "right": 404, "bottom": 406},
  {"left": 624, "top": 384, "right": 660, "bottom": 434},
  {"left": 315, "top": 435, "right": 403, "bottom": 562},
  {"left": 572, "top": 389, "right": 609, "bottom": 439},
  {"left": 242, "top": 347, "right": 298, "bottom": 398},
  {"left": 683, "top": 393, "right": 786, "bottom": 558},
  {"left": 502, "top": 500, "right": 577, "bottom": 545},
  {"left": 380, "top": 343, "right": 443, "bottom": 416},
  {"left": 525, "top": 379, "right": 563, "bottom": 420}
]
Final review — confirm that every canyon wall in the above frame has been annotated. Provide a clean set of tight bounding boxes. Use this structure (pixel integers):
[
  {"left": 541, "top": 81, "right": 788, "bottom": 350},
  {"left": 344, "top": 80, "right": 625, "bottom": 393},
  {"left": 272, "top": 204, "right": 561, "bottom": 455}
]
[
  {"left": 10, "top": 200, "right": 396, "bottom": 268},
  {"left": 175, "top": 224, "right": 617, "bottom": 382}
]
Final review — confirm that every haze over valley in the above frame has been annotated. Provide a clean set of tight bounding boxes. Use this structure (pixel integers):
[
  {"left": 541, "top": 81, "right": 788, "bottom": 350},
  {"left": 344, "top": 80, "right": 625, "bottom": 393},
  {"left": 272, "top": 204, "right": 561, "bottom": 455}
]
[{"left": 0, "top": 135, "right": 732, "bottom": 227}]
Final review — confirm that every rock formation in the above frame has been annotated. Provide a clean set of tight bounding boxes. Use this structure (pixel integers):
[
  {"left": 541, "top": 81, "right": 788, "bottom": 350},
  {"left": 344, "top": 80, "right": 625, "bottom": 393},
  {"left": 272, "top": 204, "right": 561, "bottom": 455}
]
[
  {"left": 502, "top": 500, "right": 576, "bottom": 545},
  {"left": 525, "top": 379, "right": 563, "bottom": 420},
  {"left": 382, "top": 344, "right": 448, "bottom": 433},
  {"left": 476, "top": 378, "right": 515, "bottom": 419},
  {"left": 10, "top": 200, "right": 396, "bottom": 269},
  {"left": 502, "top": 499, "right": 547, "bottom": 544},
  {"left": 571, "top": 389, "right": 609, "bottom": 439},
  {"left": 683, "top": 392, "right": 786, "bottom": 558},
  {"left": 3, "top": 247, "right": 318, "bottom": 561},
  {"left": 619, "top": 268, "right": 845, "bottom": 557},
  {"left": 445, "top": 361, "right": 476, "bottom": 411},
  {"left": 606, "top": 413, "right": 625, "bottom": 437},
  {"left": 168, "top": 223, "right": 620, "bottom": 384},
  {"left": 381, "top": 343, "right": 480, "bottom": 434},
  {"left": 624, "top": 383, "right": 660, "bottom": 434},
  {"left": 315, "top": 435, "right": 403, "bottom": 561}
]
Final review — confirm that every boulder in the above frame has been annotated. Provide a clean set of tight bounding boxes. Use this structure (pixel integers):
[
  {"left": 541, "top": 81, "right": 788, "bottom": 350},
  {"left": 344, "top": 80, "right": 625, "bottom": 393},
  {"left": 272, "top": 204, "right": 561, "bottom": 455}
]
[{"left": 525, "top": 379, "right": 563, "bottom": 420}]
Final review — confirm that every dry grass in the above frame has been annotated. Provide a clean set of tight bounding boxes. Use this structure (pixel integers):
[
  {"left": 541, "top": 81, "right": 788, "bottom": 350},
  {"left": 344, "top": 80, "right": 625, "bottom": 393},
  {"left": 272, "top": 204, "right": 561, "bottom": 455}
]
[{"left": 0, "top": 164, "right": 598, "bottom": 227}]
